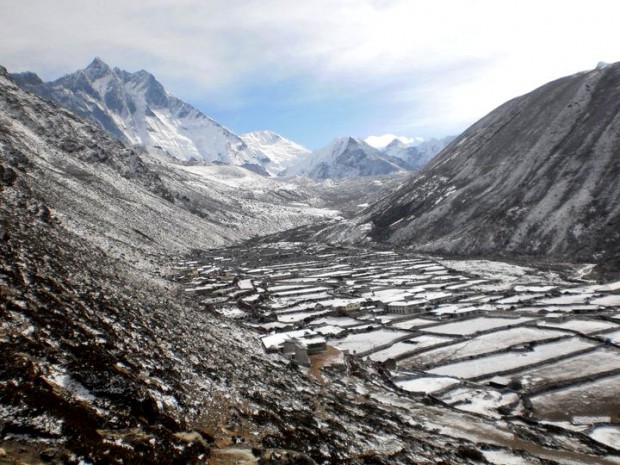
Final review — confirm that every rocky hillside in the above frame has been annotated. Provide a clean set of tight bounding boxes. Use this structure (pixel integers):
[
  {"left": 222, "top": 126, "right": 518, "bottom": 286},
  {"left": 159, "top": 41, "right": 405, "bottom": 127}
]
[{"left": 335, "top": 63, "right": 620, "bottom": 263}]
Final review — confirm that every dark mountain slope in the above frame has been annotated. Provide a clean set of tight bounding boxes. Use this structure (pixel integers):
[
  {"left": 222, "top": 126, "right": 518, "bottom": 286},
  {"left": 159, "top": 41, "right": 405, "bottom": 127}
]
[{"left": 358, "top": 63, "right": 620, "bottom": 262}]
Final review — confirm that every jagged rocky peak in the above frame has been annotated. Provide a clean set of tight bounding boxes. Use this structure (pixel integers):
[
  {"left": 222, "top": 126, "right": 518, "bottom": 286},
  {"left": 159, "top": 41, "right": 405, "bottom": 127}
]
[
  {"left": 340, "top": 61, "right": 620, "bottom": 262},
  {"left": 8, "top": 58, "right": 260, "bottom": 166},
  {"left": 55, "top": 58, "right": 168, "bottom": 114},
  {"left": 84, "top": 56, "right": 112, "bottom": 75}
]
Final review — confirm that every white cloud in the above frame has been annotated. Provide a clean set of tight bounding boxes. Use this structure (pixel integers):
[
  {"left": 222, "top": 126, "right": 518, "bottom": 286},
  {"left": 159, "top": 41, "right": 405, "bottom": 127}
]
[{"left": 2, "top": 0, "right": 620, "bottom": 138}]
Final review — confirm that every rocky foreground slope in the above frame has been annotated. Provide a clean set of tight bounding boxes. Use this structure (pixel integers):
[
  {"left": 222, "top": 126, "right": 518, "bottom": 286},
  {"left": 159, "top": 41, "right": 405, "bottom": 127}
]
[{"left": 333, "top": 63, "right": 620, "bottom": 264}]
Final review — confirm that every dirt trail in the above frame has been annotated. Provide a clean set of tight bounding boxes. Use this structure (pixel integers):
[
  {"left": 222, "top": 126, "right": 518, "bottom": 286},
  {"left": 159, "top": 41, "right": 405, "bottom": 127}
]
[{"left": 308, "top": 345, "right": 344, "bottom": 383}]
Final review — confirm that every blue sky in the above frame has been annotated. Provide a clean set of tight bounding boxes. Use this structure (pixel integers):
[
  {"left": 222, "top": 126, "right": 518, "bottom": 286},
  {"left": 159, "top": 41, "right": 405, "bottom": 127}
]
[{"left": 2, "top": 0, "right": 620, "bottom": 149}]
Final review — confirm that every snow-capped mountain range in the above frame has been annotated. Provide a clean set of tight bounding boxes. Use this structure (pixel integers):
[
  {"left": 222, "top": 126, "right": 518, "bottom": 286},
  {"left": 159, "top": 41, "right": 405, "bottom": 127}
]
[
  {"left": 11, "top": 58, "right": 452, "bottom": 178},
  {"left": 286, "top": 136, "right": 405, "bottom": 179},
  {"left": 268, "top": 133, "right": 454, "bottom": 179},
  {"left": 11, "top": 58, "right": 309, "bottom": 175}
]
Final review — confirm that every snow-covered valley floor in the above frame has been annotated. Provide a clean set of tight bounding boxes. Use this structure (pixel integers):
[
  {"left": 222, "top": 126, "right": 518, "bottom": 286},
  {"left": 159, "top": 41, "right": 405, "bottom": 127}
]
[{"left": 177, "top": 241, "right": 620, "bottom": 462}]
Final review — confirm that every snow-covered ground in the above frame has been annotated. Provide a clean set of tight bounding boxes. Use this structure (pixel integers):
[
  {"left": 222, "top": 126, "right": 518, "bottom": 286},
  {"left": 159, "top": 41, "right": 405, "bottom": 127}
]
[
  {"left": 369, "top": 335, "right": 453, "bottom": 362},
  {"left": 331, "top": 329, "right": 410, "bottom": 355},
  {"left": 537, "top": 318, "right": 618, "bottom": 334},
  {"left": 395, "top": 376, "right": 459, "bottom": 394},
  {"left": 502, "top": 348, "right": 620, "bottom": 391},
  {"left": 420, "top": 316, "right": 535, "bottom": 336},
  {"left": 531, "top": 375, "right": 620, "bottom": 424},
  {"left": 403, "top": 326, "right": 569, "bottom": 368},
  {"left": 428, "top": 337, "right": 596, "bottom": 379},
  {"left": 442, "top": 387, "right": 519, "bottom": 418},
  {"left": 590, "top": 426, "right": 620, "bottom": 450}
]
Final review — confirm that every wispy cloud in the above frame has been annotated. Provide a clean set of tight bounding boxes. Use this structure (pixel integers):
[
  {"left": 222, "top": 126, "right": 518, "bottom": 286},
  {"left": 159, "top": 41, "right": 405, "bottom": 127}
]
[{"left": 2, "top": 0, "right": 620, "bottom": 144}]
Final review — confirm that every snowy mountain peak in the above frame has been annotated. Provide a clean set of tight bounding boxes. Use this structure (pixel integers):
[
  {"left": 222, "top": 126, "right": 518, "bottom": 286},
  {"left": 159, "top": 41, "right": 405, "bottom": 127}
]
[
  {"left": 11, "top": 59, "right": 260, "bottom": 167},
  {"left": 324, "top": 136, "right": 366, "bottom": 155},
  {"left": 80, "top": 57, "right": 118, "bottom": 85},
  {"left": 381, "top": 135, "right": 455, "bottom": 170},
  {"left": 241, "top": 130, "right": 311, "bottom": 176},
  {"left": 287, "top": 136, "right": 403, "bottom": 179},
  {"left": 242, "top": 130, "right": 285, "bottom": 144},
  {"left": 384, "top": 138, "right": 408, "bottom": 150},
  {"left": 85, "top": 56, "right": 111, "bottom": 72},
  {"left": 87, "top": 56, "right": 107, "bottom": 67}
]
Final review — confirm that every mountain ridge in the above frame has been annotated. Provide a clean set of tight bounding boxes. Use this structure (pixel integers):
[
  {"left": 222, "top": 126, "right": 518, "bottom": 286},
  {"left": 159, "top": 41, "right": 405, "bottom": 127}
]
[
  {"left": 10, "top": 58, "right": 264, "bottom": 167},
  {"left": 10, "top": 59, "right": 452, "bottom": 179},
  {"left": 286, "top": 136, "right": 405, "bottom": 179},
  {"left": 328, "top": 62, "right": 620, "bottom": 263}
]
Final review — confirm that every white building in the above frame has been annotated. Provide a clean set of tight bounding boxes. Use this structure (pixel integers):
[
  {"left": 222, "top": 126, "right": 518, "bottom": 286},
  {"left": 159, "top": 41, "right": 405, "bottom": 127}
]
[{"left": 387, "top": 301, "right": 421, "bottom": 315}]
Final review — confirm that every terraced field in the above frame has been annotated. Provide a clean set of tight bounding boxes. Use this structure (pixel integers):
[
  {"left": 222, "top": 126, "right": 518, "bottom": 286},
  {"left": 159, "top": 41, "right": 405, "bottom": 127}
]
[{"left": 178, "top": 241, "right": 620, "bottom": 453}]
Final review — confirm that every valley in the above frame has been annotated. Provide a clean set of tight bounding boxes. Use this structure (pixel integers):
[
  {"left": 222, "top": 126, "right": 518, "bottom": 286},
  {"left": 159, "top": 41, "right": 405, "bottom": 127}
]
[{"left": 175, "top": 240, "right": 620, "bottom": 461}]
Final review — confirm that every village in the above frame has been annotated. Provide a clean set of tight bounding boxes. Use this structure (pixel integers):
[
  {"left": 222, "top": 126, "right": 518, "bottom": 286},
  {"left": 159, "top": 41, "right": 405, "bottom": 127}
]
[{"left": 175, "top": 241, "right": 620, "bottom": 452}]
